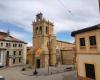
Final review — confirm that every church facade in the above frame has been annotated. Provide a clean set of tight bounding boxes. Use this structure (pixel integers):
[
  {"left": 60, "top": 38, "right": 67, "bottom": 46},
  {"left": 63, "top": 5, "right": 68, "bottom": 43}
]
[
  {"left": 32, "top": 13, "right": 57, "bottom": 68},
  {"left": 32, "top": 13, "right": 75, "bottom": 68}
]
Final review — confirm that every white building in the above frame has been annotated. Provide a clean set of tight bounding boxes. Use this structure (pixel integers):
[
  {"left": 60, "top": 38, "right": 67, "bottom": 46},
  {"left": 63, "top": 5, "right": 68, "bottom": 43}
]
[{"left": 0, "top": 32, "right": 27, "bottom": 67}]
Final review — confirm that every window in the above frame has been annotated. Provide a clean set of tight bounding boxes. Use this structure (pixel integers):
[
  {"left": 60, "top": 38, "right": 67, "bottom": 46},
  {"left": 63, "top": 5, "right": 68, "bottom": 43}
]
[
  {"left": 15, "top": 44, "right": 17, "bottom": 47},
  {"left": 80, "top": 38, "right": 85, "bottom": 46},
  {"left": 7, "top": 51, "right": 9, "bottom": 57},
  {"left": 19, "top": 51, "right": 21, "bottom": 55},
  {"left": 13, "top": 59, "right": 15, "bottom": 64},
  {"left": 36, "top": 27, "right": 38, "bottom": 34},
  {"left": 19, "top": 44, "right": 20, "bottom": 47},
  {"left": 40, "top": 26, "right": 42, "bottom": 34},
  {"left": 13, "top": 51, "right": 16, "bottom": 56},
  {"left": 46, "top": 27, "right": 48, "bottom": 34},
  {"left": 18, "top": 44, "right": 20, "bottom": 47},
  {"left": 19, "top": 58, "right": 21, "bottom": 63},
  {"left": 9, "top": 43, "right": 10, "bottom": 47},
  {"left": 6, "top": 43, "right": 9, "bottom": 47},
  {"left": 46, "top": 27, "right": 49, "bottom": 34},
  {"left": 13, "top": 44, "right": 17, "bottom": 47},
  {"left": 13, "top": 44, "right": 15, "bottom": 47},
  {"left": 1, "top": 43, "right": 3, "bottom": 47},
  {"left": 89, "top": 36, "right": 96, "bottom": 46},
  {"left": 20, "top": 44, "right": 22, "bottom": 47},
  {"left": 19, "top": 44, "right": 22, "bottom": 47},
  {"left": 6, "top": 43, "right": 10, "bottom": 47}
]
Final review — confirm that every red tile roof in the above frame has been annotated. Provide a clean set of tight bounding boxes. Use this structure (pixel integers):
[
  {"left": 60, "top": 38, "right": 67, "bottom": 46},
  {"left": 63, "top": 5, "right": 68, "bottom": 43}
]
[{"left": 0, "top": 32, "right": 27, "bottom": 44}]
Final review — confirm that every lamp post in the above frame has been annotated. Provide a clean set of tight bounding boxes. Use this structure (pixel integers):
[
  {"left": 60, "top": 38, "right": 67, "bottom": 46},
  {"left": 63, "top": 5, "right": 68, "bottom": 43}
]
[
  {"left": 33, "top": 57, "right": 38, "bottom": 75},
  {"left": 48, "top": 55, "right": 49, "bottom": 75},
  {"left": 33, "top": 50, "right": 38, "bottom": 75},
  {"left": 47, "top": 35, "right": 51, "bottom": 75}
]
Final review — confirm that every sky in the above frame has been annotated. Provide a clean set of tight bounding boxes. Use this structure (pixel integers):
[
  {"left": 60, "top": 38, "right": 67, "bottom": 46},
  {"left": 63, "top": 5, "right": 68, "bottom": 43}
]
[{"left": 0, "top": 0, "right": 100, "bottom": 46}]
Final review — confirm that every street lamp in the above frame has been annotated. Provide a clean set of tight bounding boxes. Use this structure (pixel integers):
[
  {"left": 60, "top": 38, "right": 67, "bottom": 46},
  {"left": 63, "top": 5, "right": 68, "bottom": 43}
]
[
  {"left": 48, "top": 55, "right": 50, "bottom": 75},
  {"left": 33, "top": 54, "right": 38, "bottom": 75},
  {"left": 33, "top": 49, "right": 38, "bottom": 75},
  {"left": 47, "top": 35, "right": 52, "bottom": 75}
]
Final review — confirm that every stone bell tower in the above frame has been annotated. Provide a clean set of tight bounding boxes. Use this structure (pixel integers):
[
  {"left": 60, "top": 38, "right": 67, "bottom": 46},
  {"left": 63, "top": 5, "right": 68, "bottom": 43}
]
[{"left": 32, "top": 13, "right": 57, "bottom": 68}]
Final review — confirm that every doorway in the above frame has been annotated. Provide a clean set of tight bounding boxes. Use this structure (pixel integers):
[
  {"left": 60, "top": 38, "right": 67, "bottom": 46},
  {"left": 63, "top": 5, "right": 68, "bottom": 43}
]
[
  {"left": 85, "top": 64, "right": 95, "bottom": 79},
  {"left": 6, "top": 51, "right": 9, "bottom": 66},
  {"left": 36, "top": 59, "right": 40, "bottom": 68}
]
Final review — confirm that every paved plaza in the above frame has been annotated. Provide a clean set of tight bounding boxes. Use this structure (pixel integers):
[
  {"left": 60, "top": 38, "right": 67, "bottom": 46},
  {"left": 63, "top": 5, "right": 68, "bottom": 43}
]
[{"left": 0, "top": 65, "right": 78, "bottom": 80}]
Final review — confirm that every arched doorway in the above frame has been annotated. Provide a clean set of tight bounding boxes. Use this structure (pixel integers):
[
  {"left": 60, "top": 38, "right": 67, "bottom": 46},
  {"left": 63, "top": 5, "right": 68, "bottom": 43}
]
[
  {"left": 36, "top": 59, "right": 40, "bottom": 68},
  {"left": 6, "top": 51, "right": 9, "bottom": 66},
  {"left": 34, "top": 48, "right": 42, "bottom": 68}
]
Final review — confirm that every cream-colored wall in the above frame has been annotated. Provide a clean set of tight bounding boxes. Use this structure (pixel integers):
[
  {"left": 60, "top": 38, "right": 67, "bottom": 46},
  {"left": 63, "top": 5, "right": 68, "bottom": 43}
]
[
  {"left": 75, "top": 29, "right": 100, "bottom": 54},
  {"left": 77, "top": 54, "right": 100, "bottom": 80},
  {"left": 74, "top": 28, "right": 100, "bottom": 80}
]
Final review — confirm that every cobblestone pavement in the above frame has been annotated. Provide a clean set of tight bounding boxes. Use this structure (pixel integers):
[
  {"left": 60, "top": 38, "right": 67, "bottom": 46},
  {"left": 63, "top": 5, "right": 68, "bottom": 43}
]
[{"left": 0, "top": 65, "right": 78, "bottom": 80}]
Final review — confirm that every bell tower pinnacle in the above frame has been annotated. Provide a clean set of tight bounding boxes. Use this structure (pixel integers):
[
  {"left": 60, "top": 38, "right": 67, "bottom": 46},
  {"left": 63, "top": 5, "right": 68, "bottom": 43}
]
[{"left": 36, "top": 12, "right": 43, "bottom": 21}]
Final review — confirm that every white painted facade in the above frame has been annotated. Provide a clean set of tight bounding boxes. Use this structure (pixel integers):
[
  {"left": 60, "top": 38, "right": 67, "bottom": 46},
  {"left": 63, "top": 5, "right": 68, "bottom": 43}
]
[
  {"left": 0, "top": 50, "right": 6, "bottom": 66},
  {"left": 0, "top": 41, "right": 27, "bottom": 67}
]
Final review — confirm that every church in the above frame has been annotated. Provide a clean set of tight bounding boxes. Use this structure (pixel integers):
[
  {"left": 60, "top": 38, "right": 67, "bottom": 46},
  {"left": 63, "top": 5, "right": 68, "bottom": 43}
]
[{"left": 30, "top": 13, "right": 75, "bottom": 68}]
